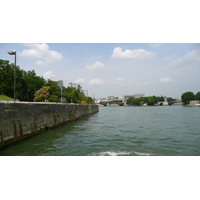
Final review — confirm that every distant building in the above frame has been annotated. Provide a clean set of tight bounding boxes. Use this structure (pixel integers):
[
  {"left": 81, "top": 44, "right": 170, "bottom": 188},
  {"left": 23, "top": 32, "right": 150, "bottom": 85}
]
[
  {"left": 189, "top": 100, "right": 200, "bottom": 106},
  {"left": 108, "top": 96, "right": 117, "bottom": 101},
  {"left": 99, "top": 98, "right": 108, "bottom": 102},
  {"left": 134, "top": 93, "right": 145, "bottom": 99},
  {"left": 123, "top": 93, "right": 145, "bottom": 104}
]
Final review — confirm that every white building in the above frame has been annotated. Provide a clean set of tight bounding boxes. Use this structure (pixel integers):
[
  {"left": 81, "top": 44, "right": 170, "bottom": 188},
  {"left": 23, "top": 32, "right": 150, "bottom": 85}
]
[{"left": 189, "top": 100, "right": 200, "bottom": 106}]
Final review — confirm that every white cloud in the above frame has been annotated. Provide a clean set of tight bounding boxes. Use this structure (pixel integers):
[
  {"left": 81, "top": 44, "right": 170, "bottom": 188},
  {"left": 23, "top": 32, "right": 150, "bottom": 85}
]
[
  {"left": 111, "top": 47, "right": 156, "bottom": 62},
  {"left": 155, "top": 77, "right": 173, "bottom": 84},
  {"left": 169, "top": 48, "right": 200, "bottom": 68},
  {"left": 142, "top": 82, "right": 148, "bottom": 85},
  {"left": 89, "top": 79, "right": 104, "bottom": 86},
  {"left": 149, "top": 43, "right": 162, "bottom": 48},
  {"left": 74, "top": 78, "right": 86, "bottom": 84},
  {"left": 112, "top": 77, "right": 132, "bottom": 87},
  {"left": 85, "top": 61, "right": 105, "bottom": 71},
  {"left": 19, "top": 43, "right": 63, "bottom": 66},
  {"left": 43, "top": 71, "right": 56, "bottom": 79}
]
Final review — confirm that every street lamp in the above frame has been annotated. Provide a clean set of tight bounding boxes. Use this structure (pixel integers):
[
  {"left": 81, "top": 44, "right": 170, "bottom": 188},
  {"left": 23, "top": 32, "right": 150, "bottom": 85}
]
[{"left": 7, "top": 51, "right": 16, "bottom": 103}]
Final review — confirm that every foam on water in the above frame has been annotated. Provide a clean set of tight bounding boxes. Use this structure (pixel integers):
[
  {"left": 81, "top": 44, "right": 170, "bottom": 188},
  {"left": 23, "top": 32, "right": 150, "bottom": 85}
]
[
  {"left": 90, "top": 151, "right": 152, "bottom": 156},
  {"left": 91, "top": 151, "right": 131, "bottom": 156},
  {"left": 133, "top": 152, "right": 152, "bottom": 156}
]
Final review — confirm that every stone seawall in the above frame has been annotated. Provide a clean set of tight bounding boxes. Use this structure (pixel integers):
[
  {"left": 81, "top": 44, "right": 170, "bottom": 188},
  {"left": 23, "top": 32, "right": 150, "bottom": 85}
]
[{"left": 0, "top": 103, "right": 99, "bottom": 149}]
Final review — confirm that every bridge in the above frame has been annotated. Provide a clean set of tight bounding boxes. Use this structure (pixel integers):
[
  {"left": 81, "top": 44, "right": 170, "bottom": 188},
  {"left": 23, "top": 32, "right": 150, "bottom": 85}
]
[{"left": 157, "top": 97, "right": 174, "bottom": 106}]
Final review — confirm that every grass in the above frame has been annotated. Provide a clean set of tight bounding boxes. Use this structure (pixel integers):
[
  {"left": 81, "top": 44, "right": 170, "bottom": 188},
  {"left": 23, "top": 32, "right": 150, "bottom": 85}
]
[{"left": 0, "top": 95, "right": 13, "bottom": 100}]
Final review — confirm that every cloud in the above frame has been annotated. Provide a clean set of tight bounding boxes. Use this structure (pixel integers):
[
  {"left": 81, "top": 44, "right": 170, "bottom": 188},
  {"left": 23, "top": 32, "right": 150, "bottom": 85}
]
[
  {"left": 149, "top": 43, "right": 162, "bottom": 48},
  {"left": 85, "top": 61, "right": 105, "bottom": 71},
  {"left": 112, "top": 77, "right": 132, "bottom": 87},
  {"left": 169, "top": 48, "right": 200, "bottom": 68},
  {"left": 155, "top": 77, "right": 173, "bottom": 84},
  {"left": 111, "top": 47, "right": 156, "bottom": 62},
  {"left": 142, "top": 82, "right": 148, "bottom": 85},
  {"left": 43, "top": 71, "right": 56, "bottom": 79},
  {"left": 74, "top": 78, "right": 86, "bottom": 84},
  {"left": 89, "top": 79, "right": 104, "bottom": 86},
  {"left": 19, "top": 43, "right": 63, "bottom": 66}
]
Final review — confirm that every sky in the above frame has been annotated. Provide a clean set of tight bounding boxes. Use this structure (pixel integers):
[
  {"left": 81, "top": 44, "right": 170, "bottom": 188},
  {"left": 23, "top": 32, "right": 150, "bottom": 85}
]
[
  {"left": 1, "top": 1, "right": 199, "bottom": 100},
  {"left": 0, "top": 43, "right": 200, "bottom": 99}
]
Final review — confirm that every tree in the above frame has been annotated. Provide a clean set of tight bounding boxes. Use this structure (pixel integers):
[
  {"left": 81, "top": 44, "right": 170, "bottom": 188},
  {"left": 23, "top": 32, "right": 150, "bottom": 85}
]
[
  {"left": 181, "top": 92, "right": 195, "bottom": 104},
  {"left": 48, "top": 95, "right": 60, "bottom": 102},
  {"left": 34, "top": 86, "right": 50, "bottom": 102},
  {"left": 62, "top": 84, "right": 89, "bottom": 104},
  {"left": 45, "top": 79, "right": 61, "bottom": 96},
  {"left": 127, "top": 97, "right": 134, "bottom": 105},
  {"left": 132, "top": 98, "right": 140, "bottom": 105},
  {"left": 157, "top": 96, "right": 164, "bottom": 102},
  {"left": 139, "top": 101, "right": 145, "bottom": 106},
  {"left": 0, "top": 59, "right": 14, "bottom": 97},
  {"left": 21, "top": 70, "right": 46, "bottom": 101},
  {"left": 195, "top": 92, "right": 200, "bottom": 101},
  {"left": 147, "top": 97, "right": 155, "bottom": 105}
]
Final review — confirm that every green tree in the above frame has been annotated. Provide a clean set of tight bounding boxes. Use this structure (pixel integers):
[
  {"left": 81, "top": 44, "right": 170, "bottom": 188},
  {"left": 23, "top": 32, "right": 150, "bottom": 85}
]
[
  {"left": 48, "top": 95, "right": 60, "bottom": 102},
  {"left": 127, "top": 97, "right": 134, "bottom": 105},
  {"left": 157, "top": 96, "right": 164, "bottom": 102},
  {"left": 21, "top": 70, "right": 46, "bottom": 101},
  {"left": 195, "top": 92, "right": 200, "bottom": 101},
  {"left": 147, "top": 97, "right": 155, "bottom": 105},
  {"left": 132, "top": 98, "right": 140, "bottom": 105},
  {"left": 84, "top": 97, "right": 94, "bottom": 104},
  {"left": 0, "top": 59, "right": 24, "bottom": 99},
  {"left": 62, "top": 84, "right": 88, "bottom": 103},
  {"left": 45, "top": 79, "right": 61, "bottom": 96},
  {"left": 139, "top": 101, "right": 145, "bottom": 106},
  {"left": 0, "top": 59, "right": 14, "bottom": 97},
  {"left": 181, "top": 92, "right": 195, "bottom": 104},
  {"left": 167, "top": 97, "right": 176, "bottom": 104}
]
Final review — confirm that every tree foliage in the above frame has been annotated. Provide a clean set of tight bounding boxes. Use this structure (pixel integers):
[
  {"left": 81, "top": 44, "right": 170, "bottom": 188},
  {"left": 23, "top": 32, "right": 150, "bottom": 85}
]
[
  {"left": 127, "top": 96, "right": 158, "bottom": 106},
  {"left": 34, "top": 86, "right": 50, "bottom": 101},
  {"left": 48, "top": 95, "right": 60, "bottom": 102},
  {"left": 181, "top": 92, "right": 195, "bottom": 104},
  {"left": 195, "top": 92, "right": 200, "bottom": 101},
  {"left": 0, "top": 59, "right": 45, "bottom": 100},
  {"left": 0, "top": 59, "right": 93, "bottom": 103}
]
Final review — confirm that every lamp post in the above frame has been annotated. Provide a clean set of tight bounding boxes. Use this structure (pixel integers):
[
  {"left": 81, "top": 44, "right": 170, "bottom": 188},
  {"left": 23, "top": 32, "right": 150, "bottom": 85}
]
[{"left": 7, "top": 51, "right": 16, "bottom": 103}]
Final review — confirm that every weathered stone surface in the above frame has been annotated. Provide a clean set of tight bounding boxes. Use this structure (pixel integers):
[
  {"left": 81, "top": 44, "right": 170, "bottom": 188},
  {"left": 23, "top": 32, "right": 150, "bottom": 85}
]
[{"left": 0, "top": 103, "right": 99, "bottom": 149}]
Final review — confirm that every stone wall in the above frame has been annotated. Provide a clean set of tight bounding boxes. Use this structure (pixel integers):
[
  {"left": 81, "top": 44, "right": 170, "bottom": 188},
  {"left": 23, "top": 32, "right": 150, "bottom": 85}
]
[{"left": 0, "top": 103, "right": 99, "bottom": 149}]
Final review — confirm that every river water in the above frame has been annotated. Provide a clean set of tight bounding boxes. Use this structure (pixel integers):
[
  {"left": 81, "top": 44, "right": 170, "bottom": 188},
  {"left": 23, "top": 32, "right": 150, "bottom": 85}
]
[{"left": 0, "top": 106, "right": 200, "bottom": 156}]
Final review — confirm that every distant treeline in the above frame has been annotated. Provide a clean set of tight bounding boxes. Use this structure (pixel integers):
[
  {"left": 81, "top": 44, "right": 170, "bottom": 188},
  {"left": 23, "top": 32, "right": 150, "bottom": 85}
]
[
  {"left": 127, "top": 96, "right": 176, "bottom": 106},
  {"left": 0, "top": 59, "right": 93, "bottom": 103}
]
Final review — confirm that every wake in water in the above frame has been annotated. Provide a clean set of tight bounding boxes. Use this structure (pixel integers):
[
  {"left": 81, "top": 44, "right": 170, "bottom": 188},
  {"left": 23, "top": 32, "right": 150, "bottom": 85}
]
[{"left": 90, "top": 151, "right": 152, "bottom": 156}]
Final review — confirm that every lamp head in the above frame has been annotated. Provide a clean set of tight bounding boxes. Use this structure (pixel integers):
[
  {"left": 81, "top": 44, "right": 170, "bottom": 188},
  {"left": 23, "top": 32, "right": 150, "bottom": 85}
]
[{"left": 7, "top": 51, "right": 16, "bottom": 55}]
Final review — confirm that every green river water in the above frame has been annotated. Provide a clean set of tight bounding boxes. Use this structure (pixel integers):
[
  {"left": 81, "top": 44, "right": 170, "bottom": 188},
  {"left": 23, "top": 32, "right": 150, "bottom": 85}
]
[{"left": 0, "top": 106, "right": 200, "bottom": 156}]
